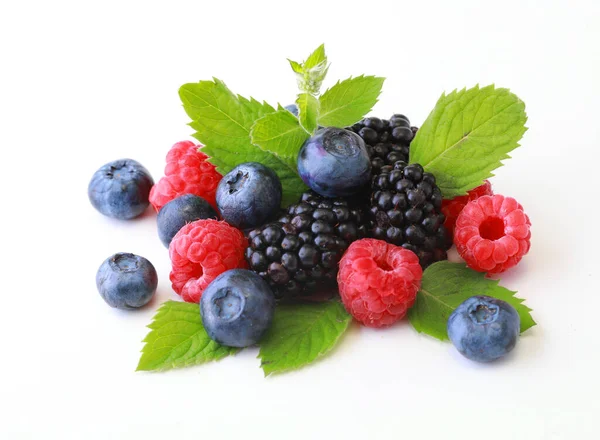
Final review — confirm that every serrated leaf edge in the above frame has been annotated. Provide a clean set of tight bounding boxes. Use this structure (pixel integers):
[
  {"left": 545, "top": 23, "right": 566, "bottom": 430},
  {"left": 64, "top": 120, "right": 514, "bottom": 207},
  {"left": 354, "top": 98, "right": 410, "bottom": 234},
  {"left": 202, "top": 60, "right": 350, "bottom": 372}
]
[{"left": 258, "top": 302, "right": 351, "bottom": 377}]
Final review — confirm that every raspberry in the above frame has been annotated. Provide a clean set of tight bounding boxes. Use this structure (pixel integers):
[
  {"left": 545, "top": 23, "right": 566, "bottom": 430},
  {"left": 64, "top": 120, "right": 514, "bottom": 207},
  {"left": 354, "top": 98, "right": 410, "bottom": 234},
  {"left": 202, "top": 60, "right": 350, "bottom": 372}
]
[
  {"left": 169, "top": 219, "right": 248, "bottom": 303},
  {"left": 454, "top": 195, "right": 531, "bottom": 274},
  {"left": 337, "top": 239, "right": 423, "bottom": 328},
  {"left": 441, "top": 180, "right": 493, "bottom": 237},
  {"left": 149, "top": 141, "right": 222, "bottom": 212}
]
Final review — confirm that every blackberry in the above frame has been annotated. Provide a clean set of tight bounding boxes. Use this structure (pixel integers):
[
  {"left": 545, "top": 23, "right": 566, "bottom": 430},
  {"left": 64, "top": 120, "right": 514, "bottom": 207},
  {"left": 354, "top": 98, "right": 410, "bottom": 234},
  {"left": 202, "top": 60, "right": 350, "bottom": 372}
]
[
  {"left": 349, "top": 114, "right": 418, "bottom": 175},
  {"left": 245, "top": 191, "right": 367, "bottom": 300},
  {"left": 370, "top": 161, "right": 451, "bottom": 268}
]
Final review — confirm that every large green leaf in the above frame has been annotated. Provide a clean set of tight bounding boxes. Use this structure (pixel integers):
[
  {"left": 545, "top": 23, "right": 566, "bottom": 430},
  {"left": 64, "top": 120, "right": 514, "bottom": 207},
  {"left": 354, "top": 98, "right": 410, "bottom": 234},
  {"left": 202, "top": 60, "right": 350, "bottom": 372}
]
[
  {"left": 409, "top": 85, "right": 528, "bottom": 198},
  {"left": 258, "top": 301, "right": 351, "bottom": 376}
]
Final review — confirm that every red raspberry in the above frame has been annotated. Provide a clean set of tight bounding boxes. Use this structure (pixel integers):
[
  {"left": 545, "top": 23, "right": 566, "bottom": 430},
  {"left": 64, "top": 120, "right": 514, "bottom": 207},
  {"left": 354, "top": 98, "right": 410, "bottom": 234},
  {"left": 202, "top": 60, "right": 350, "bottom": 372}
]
[
  {"left": 441, "top": 180, "right": 493, "bottom": 237},
  {"left": 149, "top": 141, "right": 222, "bottom": 212},
  {"left": 337, "top": 239, "right": 423, "bottom": 328},
  {"left": 169, "top": 219, "right": 248, "bottom": 303},
  {"left": 454, "top": 194, "right": 531, "bottom": 274}
]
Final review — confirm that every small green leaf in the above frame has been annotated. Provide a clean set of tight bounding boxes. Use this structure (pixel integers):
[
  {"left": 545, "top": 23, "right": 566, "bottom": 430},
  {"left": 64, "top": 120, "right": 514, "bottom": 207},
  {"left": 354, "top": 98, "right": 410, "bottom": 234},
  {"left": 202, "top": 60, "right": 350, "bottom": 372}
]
[
  {"left": 251, "top": 107, "right": 311, "bottom": 182},
  {"left": 179, "top": 78, "right": 306, "bottom": 207},
  {"left": 258, "top": 301, "right": 351, "bottom": 376},
  {"left": 137, "top": 300, "right": 237, "bottom": 372},
  {"left": 318, "top": 76, "right": 385, "bottom": 127},
  {"left": 303, "top": 43, "right": 326, "bottom": 70},
  {"left": 288, "top": 44, "right": 329, "bottom": 95},
  {"left": 409, "top": 85, "right": 528, "bottom": 198},
  {"left": 296, "top": 93, "right": 320, "bottom": 134},
  {"left": 288, "top": 59, "right": 304, "bottom": 74},
  {"left": 408, "top": 262, "right": 536, "bottom": 341}
]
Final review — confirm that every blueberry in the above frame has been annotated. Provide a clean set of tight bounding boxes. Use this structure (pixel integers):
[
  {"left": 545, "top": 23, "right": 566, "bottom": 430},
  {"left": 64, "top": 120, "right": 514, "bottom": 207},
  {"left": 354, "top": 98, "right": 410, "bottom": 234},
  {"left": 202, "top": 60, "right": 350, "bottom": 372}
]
[
  {"left": 284, "top": 104, "right": 299, "bottom": 116},
  {"left": 200, "top": 269, "right": 275, "bottom": 347},
  {"left": 216, "top": 162, "right": 282, "bottom": 229},
  {"left": 157, "top": 194, "right": 217, "bottom": 248},
  {"left": 447, "top": 296, "right": 520, "bottom": 362},
  {"left": 96, "top": 253, "right": 157, "bottom": 309},
  {"left": 297, "top": 128, "right": 371, "bottom": 197},
  {"left": 88, "top": 159, "right": 154, "bottom": 220}
]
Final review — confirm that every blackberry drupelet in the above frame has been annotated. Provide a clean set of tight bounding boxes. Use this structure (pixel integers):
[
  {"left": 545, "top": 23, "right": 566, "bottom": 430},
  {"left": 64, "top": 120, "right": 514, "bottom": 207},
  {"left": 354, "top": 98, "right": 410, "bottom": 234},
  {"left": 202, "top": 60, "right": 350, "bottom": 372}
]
[
  {"left": 245, "top": 191, "right": 367, "bottom": 300},
  {"left": 349, "top": 114, "right": 418, "bottom": 175},
  {"left": 370, "top": 161, "right": 451, "bottom": 267}
]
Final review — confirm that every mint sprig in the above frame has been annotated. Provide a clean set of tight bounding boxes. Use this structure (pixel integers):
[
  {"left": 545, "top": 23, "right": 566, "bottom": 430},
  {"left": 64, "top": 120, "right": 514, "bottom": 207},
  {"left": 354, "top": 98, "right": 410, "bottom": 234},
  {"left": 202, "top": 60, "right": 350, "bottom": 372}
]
[
  {"left": 288, "top": 44, "right": 329, "bottom": 95},
  {"left": 137, "top": 301, "right": 237, "bottom": 371},
  {"left": 408, "top": 262, "right": 536, "bottom": 341},
  {"left": 409, "top": 85, "right": 528, "bottom": 198}
]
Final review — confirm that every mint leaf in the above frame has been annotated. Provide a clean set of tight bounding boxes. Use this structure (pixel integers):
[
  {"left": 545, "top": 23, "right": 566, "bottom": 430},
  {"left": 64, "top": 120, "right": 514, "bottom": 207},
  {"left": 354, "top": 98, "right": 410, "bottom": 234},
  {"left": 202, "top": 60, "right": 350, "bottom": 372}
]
[
  {"left": 408, "top": 262, "right": 536, "bottom": 341},
  {"left": 409, "top": 85, "right": 528, "bottom": 198},
  {"left": 258, "top": 301, "right": 351, "bottom": 376},
  {"left": 303, "top": 43, "right": 326, "bottom": 70},
  {"left": 137, "top": 300, "right": 237, "bottom": 371},
  {"left": 296, "top": 93, "right": 319, "bottom": 134},
  {"left": 251, "top": 107, "right": 310, "bottom": 179},
  {"left": 288, "top": 60, "right": 303, "bottom": 74},
  {"left": 288, "top": 44, "right": 329, "bottom": 95},
  {"left": 179, "top": 78, "right": 306, "bottom": 207},
  {"left": 318, "top": 76, "right": 385, "bottom": 127}
]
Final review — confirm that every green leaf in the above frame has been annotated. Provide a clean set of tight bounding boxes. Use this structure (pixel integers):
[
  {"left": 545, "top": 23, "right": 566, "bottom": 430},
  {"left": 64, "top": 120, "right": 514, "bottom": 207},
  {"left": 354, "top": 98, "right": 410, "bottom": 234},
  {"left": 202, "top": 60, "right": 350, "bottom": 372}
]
[
  {"left": 179, "top": 78, "right": 306, "bottom": 207},
  {"left": 409, "top": 85, "right": 528, "bottom": 198},
  {"left": 288, "top": 59, "right": 303, "bottom": 74},
  {"left": 296, "top": 93, "right": 320, "bottom": 134},
  {"left": 251, "top": 107, "right": 311, "bottom": 177},
  {"left": 408, "top": 262, "right": 536, "bottom": 341},
  {"left": 288, "top": 44, "right": 329, "bottom": 95},
  {"left": 258, "top": 301, "right": 351, "bottom": 376},
  {"left": 303, "top": 43, "right": 326, "bottom": 70},
  {"left": 318, "top": 76, "right": 385, "bottom": 127},
  {"left": 136, "top": 300, "right": 237, "bottom": 372}
]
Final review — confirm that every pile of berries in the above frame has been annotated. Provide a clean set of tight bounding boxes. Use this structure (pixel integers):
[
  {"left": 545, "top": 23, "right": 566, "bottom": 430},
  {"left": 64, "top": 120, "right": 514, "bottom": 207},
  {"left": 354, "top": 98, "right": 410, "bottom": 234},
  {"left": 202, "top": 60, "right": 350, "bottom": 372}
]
[{"left": 89, "top": 115, "right": 531, "bottom": 363}]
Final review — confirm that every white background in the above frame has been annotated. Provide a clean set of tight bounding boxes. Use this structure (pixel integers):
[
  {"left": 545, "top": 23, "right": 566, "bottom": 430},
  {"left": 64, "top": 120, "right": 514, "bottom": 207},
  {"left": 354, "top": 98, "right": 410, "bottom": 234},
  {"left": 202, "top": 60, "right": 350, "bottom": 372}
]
[{"left": 1, "top": 0, "right": 599, "bottom": 438}]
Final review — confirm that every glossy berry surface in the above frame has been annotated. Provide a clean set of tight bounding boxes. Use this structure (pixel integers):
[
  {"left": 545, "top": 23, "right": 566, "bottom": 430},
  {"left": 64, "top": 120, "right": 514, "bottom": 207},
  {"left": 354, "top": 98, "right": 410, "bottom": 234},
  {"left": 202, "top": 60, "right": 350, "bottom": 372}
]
[
  {"left": 157, "top": 194, "right": 218, "bottom": 248},
  {"left": 96, "top": 253, "right": 157, "bottom": 309},
  {"left": 200, "top": 269, "right": 275, "bottom": 347},
  {"left": 246, "top": 190, "right": 367, "bottom": 299},
  {"left": 88, "top": 159, "right": 154, "bottom": 220},
  {"left": 297, "top": 127, "right": 371, "bottom": 197},
  {"left": 441, "top": 180, "right": 493, "bottom": 236},
  {"left": 149, "top": 141, "right": 222, "bottom": 212},
  {"left": 338, "top": 239, "right": 422, "bottom": 328},
  {"left": 169, "top": 219, "right": 248, "bottom": 303},
  {"left": 447, "top": 296, "right": 520, "bottom": 362},
  {"left": 454, "top": 195, "right": 531, "bottom": 274},
  {"left": 216, "top": 162, "right": 282, "bottom": 230},
  {"left": 349, "top": 114, "right": 418, "bottom": 176},
  {"left": 370, "top": 161, "right": 451, "bottom": 267}
]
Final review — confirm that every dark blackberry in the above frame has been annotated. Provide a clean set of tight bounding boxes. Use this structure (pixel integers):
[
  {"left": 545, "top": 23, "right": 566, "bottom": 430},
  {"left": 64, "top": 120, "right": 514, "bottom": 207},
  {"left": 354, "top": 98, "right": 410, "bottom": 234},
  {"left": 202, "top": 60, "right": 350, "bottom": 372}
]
[
  {"left": 370, "top": 161, "right": 451, "bottom": 268},
  {"left": 245, "top": 190, "right": 367, "bottom": 300},
  {"left": 349, "top": 114, "right": 419, "bottom": 175}
]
